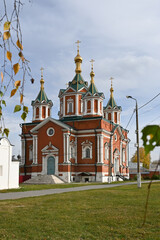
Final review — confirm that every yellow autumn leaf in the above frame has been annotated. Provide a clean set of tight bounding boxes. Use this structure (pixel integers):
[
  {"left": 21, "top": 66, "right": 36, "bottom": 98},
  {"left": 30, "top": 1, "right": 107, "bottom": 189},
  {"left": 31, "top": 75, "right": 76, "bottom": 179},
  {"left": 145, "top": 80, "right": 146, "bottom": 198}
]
[
  {"left": 13, "top": 63, "right": 20, "bottom": 75},
  {"left": 16, "top": 39, "right": 23, "bottom": 50},
  {"left": 6, "top": 51, "right": 12, "bottom": 61},
  {"left": 4, "top": 21, "right": 11, "bottom": 31},
  {"left": 3, "top": 31, "right": 11, "bottom": 40},
  {"left": 20, "top": 94, "right": 23, "bottom": 104},
  {"left": 14, "top": 80, "right": 21, "bottom": 88},
  {"left": 1, "top": 72, "right": 3, "bottom": 83},
  {"left": 10, "top": 88, "right": 17, "bottom": 97}
]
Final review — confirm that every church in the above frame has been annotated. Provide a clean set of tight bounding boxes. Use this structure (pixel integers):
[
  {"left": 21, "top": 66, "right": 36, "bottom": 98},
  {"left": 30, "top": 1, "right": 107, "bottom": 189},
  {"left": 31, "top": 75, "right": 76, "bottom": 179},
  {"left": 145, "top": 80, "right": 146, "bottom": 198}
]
[{"left": 20, "top": 44, "right": 129, "bottom": 183}]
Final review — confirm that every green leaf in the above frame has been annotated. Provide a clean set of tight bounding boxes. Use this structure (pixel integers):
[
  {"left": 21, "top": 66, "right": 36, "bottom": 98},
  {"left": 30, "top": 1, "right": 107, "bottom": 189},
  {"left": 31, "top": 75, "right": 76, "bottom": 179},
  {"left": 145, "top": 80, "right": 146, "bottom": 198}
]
[
  {"left": 2, "top": 100, "right": 6, "bottom": 106},
  {"left": 0, "top": 91, "right": 3, "bottom": 97},
  {"left": 21, "top": 112, "right": 27, "bottom": 121},
  {"left": 23, "top": 106, "right": 28, "bottom": 113},
  {"left": 141, "top": 125, "right": 160, "bottom": 154},
  {"left": 3, "top": 128, "right": 9, "bottom": 137},
  {"left": 14, "top": 105, "right": 21, "bottom": 113}
]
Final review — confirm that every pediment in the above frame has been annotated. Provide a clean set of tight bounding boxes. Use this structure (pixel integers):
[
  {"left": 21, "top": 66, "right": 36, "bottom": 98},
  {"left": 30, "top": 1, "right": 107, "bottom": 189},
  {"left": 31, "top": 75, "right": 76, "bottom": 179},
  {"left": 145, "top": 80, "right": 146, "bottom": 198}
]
[
  {"left": 41, "top": 142, "right": 59, "bottom": 153},
  {"left": 65, "top": 87, "right": 76, "bottom": 93}
]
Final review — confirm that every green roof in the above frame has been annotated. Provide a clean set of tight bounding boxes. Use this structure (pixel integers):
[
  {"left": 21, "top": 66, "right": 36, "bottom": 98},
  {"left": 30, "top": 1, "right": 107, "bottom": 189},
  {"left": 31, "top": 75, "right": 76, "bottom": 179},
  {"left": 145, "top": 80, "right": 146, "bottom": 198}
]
[
  {"left": 69, "top": 73, "right": 88, "bottom": 91},
  {"left": 104, "top": 96, "right": 121, "bottom": 110},
  {"left": 32, "top": 89, "right": 52, "bottom": 105},
  {"left": 88, "top": 82, "right": 98, "bottom": 95}
]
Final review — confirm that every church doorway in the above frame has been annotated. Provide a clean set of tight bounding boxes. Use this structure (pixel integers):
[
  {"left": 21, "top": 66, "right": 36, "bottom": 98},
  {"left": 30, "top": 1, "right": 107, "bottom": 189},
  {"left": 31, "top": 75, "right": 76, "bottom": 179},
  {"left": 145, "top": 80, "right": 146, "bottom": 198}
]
[
  {"left": 115, "top": 157, "right": 119, "bottom": 175},
  {"left": 47, "top": 156, "right": 55, "bottom": 175}
]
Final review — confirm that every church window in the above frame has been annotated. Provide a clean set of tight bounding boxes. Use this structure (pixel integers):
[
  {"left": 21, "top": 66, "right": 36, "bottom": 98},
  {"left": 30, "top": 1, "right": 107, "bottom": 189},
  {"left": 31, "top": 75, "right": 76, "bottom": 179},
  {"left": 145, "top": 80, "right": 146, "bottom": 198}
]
[
  {"left": 104, "top": 143, "right": 109, "bottom": 160},
  {"left": 87, "top": 100, "right": 91, "bottom": 113},
  {"left": 86, "top": 148, "right": 90, "bottom": 158},
  {"left": 71, "top": 146, "right": 74, "bottom": 158},
  {"left": 47, "top": 127, "right": 55, "bottom": 136},
  {"left": 108, "top": 113, "right": 111, "bottom": 121},
  {"left": 122, "top": 149, "right": 125, "bottom": 162},
  {"left": 81, "top": 140, "right": 92, "bottom": 159},
  {"left": 48, "top": 108, "right": 50, "bottom": 117},
  {"left": 29, "top": 145, "right": 33, "bottom": 161},
  {"left": 42, "top": 106, "right": 46, "bottom": 118},
  {"left": 67, "top": 99, "right": 74, "bottom": 113},
  {"left": 114, "top": 112, "right": 117, "bottom": 123},
  {"left": 94, "top": 99, "right": 98, "bottom": 113},
  {"left": 36, "top": 107, "right": 39, "bottom": 118}
]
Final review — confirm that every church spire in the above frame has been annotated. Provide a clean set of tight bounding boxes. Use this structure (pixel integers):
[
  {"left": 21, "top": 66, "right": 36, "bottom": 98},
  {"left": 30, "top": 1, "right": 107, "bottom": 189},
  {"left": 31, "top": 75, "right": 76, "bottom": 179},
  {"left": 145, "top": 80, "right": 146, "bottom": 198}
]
[
  {"left": 110, "top": 77, "right": 114, "bottom": 98},
  {"left": 74, "top": 40, "right": 82, "bottom": 74},
  {"left": 40, "top": 67, "right": 44, "bottom": 90},
  {"left": 90, "top": 59, "right": 95, "bottom": 84}
]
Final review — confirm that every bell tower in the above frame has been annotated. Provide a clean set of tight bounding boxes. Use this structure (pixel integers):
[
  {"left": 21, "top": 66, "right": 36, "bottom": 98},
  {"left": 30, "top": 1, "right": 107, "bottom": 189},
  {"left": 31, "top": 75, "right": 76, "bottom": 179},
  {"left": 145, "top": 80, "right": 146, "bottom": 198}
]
[
  {"left": 31, "top": 68, "right": 53, "bottom": 122},
  {"left": 103, "top": 77, "right": 121, "bottom": 124}
]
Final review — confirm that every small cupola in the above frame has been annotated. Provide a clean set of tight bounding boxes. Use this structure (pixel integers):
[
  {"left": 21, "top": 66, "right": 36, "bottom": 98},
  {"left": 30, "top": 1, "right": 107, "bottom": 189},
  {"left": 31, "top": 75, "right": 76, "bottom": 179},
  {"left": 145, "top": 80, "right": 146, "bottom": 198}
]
[
  {"left": 103, "top": 77, "right": 122, "bottom": 124},
  {"left": 83, "top": 60, "right": 104, "bottom": 116},
  {"left": 31, "top": 68, "right": 53, "bottom": 122}
]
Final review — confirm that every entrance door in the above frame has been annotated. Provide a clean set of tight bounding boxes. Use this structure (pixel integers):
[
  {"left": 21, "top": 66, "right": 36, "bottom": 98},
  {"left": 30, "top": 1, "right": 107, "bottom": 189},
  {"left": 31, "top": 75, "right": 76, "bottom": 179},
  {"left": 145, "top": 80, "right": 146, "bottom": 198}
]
[
  {"left": 47, "top": 156, "right": 55, "bottom": 175},
  {"left": 115, "top": 157, "right": 119, "bottom": 175}
]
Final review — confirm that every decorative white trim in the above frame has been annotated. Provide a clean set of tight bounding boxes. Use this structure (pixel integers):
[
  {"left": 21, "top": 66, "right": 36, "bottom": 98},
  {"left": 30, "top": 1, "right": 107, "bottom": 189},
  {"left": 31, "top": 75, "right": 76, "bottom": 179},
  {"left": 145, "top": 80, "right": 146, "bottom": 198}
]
[{"left": 81, "top": 140, "right": 93, "bottom": 159}]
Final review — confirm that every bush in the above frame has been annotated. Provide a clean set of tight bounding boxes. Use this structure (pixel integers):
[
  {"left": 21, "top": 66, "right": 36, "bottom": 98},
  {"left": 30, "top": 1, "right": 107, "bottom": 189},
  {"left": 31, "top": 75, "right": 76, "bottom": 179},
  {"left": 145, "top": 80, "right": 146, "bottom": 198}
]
[{"left": 151, "top": 174, "right": 160, "bottom": 180}]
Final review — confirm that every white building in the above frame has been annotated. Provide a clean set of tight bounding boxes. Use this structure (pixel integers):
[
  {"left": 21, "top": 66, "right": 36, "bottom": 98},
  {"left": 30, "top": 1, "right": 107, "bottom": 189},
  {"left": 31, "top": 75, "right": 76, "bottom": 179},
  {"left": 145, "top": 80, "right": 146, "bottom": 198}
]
[{"left": 0, "top": 138, "right": 19, "bottom": 190}]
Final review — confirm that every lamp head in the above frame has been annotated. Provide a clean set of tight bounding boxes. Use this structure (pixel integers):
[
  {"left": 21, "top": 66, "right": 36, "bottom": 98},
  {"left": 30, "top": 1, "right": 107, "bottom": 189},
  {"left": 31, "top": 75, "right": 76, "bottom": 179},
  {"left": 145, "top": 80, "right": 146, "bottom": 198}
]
[{"left": 126, "top": 96, "right": 132, "bottom": 99}]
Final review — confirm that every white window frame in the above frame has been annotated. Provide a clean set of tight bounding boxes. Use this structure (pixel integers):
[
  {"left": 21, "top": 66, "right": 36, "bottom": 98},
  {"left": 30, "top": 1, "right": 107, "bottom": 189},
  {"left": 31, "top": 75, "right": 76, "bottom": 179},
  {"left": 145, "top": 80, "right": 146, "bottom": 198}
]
[
  {"left": 104, "top": 143, "right": 109, "bottom": 160},
  {"left": 81, "top": 140, "right": 92, "bottom": 159},
  {"left": 29, "top": 145, "right": 33, "bottom": 161},
  {"left": 67, "top": 98, "right": 74, "bottom": 113},
  {"left": 122, "top": 148, "right": 125, "bottom": 163}
]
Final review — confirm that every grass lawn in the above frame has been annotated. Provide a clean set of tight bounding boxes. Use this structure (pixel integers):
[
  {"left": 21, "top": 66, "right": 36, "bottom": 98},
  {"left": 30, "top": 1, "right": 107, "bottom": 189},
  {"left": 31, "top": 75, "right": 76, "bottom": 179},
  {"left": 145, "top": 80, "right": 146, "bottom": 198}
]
[{"left": 0, "top": 182, "right": 159, "bottom": 240}]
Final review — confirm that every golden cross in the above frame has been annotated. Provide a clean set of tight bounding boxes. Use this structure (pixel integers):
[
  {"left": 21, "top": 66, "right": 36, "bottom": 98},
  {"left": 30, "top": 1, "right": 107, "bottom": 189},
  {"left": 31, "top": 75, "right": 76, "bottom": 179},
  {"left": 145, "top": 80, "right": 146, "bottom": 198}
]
[
  {"left": 110, "top": 77, "right": 114, "bottom": 87},
  {"left": 40, "top": 67, "right": 44, "bottom": 78},
  {"left": 90, "top": 59, "right": 95, "bottom": 71},
  {"left": 75, "top": 40, "right": 81, "bottom": 53}
]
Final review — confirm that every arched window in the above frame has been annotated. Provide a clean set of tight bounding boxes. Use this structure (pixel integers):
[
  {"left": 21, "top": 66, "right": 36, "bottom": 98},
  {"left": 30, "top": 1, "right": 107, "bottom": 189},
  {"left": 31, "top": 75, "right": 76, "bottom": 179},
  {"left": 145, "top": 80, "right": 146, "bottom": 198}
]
[
  {"left": 86, "top": 148, "right": 90, "bottom": 158},
  {"left": 42, "top": 106, "right": 46, "bottom": 118},
  {"left": 48, "top": 108, "right": 50, "bottom": 117},
  {"left": 71, "top": 146, "right": 74, "bottom": 158},
  {"left": 105, "top": 143, "right": 109, "bottom": 160},
  {"left": 29, "top": 145, "right": 33, "bottom": 161},
  {"left": 87, "top": 100, "right": 91, "bottom": 113},
  {"left": 69, "top": 102, "right": 72, "bottom": 112},
  {"left": 67, "top": 99, "right": 74, "bottom": 113},
  {"left": 94, "top": 99, "right": 98, "bottom": 113},
  {"left": 114, "top": 112, "right": 117, "bottom": 123},
  {"left": 108, "top": 113, "right": 111, "bottom": 121},
  {"left": 36, "top": 107, "right": 39, "bottom": 118}
]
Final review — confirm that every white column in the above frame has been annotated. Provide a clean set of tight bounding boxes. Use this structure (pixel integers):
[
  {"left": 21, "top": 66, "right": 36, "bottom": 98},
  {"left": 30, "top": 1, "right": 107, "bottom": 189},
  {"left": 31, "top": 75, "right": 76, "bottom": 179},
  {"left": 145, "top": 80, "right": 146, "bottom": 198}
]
[
  {"left": 21, "top": 139, "right": 25, "bottom": 165},
  {"left": 76, "top": 94, "right": 78, "bottom": 115},
  {"left": 97, "top": 135, "right": 99, "bottom": 163},
  {"left": 45, "top": 106, "right": 48, "bottom": 118},
  {"left": 99, "top": 135, "right": 103, "bottom": 163},
  {"left": 66, "top": 134, "right": 69, "bottom": 163},
  {"left": 39, "top": 106, "right": 42, "bottom": 120},
  {"left": 75, "top": 137, "right": 77, "bottom": 163},
  {"left": 63, "top": 133, "right": 66, "bottom": 163},
  {"left": 120, "top": 141, "right": 122, "bottom": 165},
  {"left": 33, "top": 135, "right": 38, "bottom": 164},
  {"left": 91, "top": 99, "right": 94, "bottom": 114},
  {"left": 63, "top": 96, "right": 65, "bottom": 116},
  {"left": 98, "top": 100, "right": 100, "bottom": 115},
  {"left": 84, "top": 100, "right": 87, "bottom": 115}
]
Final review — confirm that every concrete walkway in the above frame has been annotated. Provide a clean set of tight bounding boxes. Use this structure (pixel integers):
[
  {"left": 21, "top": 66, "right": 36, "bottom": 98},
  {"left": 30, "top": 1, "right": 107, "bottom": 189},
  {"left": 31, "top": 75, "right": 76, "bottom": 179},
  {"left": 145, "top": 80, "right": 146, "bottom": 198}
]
[{"left": 0, "top": 181, "right": 159, "bottom": 200}]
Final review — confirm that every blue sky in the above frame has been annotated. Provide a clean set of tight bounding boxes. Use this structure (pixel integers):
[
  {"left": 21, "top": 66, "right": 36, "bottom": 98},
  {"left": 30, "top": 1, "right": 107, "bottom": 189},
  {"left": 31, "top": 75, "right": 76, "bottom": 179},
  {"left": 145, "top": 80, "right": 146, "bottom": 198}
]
[{"left": 1, "top": 0, "right": 160, "bottom": 160}]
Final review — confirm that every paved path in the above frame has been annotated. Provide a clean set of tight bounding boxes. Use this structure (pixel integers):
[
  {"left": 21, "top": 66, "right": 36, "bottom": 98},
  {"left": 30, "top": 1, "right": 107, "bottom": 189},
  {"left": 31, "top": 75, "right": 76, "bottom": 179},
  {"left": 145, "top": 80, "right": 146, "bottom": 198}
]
[{"left": 0, "top": 181, "right": 159, "bottom": 200}]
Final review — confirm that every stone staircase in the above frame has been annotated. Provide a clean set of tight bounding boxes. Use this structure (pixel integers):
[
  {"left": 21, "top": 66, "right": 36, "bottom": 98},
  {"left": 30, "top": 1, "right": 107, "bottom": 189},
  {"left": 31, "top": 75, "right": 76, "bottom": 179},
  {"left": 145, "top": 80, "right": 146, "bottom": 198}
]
[{"left": 24, "top": 174, "right": 65, "bottom": 184}]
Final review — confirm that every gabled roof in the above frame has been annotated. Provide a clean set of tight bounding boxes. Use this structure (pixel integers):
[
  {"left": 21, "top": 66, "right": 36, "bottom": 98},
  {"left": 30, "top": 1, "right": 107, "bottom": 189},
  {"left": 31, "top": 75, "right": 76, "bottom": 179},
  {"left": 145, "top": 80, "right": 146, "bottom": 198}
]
[
  {"left": 31, "top": 88, "right": 52, "bottom": 106},
  {"left": 69, "top": 73, "right": 88, "bottom": 91},
  {"left": 30, "top": 117, "right": 73, "bottom": 133}
]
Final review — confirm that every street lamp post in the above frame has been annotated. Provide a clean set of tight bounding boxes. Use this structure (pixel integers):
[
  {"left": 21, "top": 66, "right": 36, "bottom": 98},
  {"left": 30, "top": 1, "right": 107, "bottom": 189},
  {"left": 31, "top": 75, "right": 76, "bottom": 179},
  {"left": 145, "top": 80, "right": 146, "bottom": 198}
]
[{"left": 126, "top": 96, "right": 141, "bottom": 188}]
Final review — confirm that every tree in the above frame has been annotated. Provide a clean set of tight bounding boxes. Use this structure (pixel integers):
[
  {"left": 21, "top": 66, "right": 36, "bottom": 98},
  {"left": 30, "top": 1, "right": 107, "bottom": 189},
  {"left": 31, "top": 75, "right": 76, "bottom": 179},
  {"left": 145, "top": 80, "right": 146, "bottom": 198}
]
[
  {"left": 131, "top": 147, "right": 151, "bottom": 169},
  {"left": 0, "top": 0, "right": 33, "bottom": 137}
]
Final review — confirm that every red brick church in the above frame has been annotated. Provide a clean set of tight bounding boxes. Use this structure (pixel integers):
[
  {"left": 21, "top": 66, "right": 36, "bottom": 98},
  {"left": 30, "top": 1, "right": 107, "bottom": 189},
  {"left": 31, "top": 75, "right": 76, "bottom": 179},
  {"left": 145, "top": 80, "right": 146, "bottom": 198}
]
[{"left": 20, "top": 45, "right": 129, "bottom": 183}]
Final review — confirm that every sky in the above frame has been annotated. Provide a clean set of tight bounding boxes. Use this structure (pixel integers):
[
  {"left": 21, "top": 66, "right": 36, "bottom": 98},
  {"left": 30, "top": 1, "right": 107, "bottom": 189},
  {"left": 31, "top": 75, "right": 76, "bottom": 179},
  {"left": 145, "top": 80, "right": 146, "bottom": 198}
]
[{"left": 1, "top": 0, "right": 160, "bottom": 161}]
